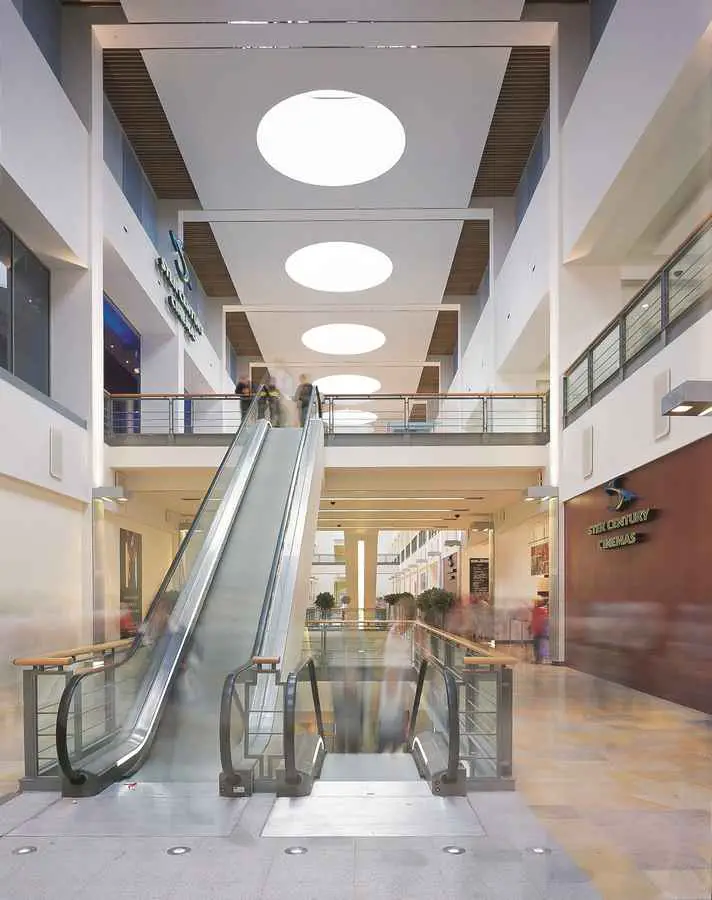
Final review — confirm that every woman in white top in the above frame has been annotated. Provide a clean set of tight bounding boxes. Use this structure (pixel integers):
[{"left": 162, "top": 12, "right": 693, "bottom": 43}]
[{"left": 377, "top": 598, "right": 416, "bottom": 752}]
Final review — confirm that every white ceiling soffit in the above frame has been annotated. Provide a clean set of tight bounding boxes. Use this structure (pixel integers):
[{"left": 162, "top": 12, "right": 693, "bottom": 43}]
[
  {"left": 120, "top": 1, "right": 526, "bottom": 24},
  {"left": 143, "top": 48, "right": 508, "bottom": 210}
]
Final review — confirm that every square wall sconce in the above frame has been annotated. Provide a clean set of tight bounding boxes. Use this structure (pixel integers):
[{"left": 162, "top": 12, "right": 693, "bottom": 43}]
[
  {"left": 524, "top": 485, "right": 559, "bottom": 503},
  {"left": 661, "top": 380, "right": 712, "bottom": 416},
  {"left": 92, "top": 486, "right": 128, "bottom": 503}
]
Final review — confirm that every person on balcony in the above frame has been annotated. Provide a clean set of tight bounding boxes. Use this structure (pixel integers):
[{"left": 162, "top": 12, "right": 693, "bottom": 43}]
[{"left": 235, "top": 373, "right": 252, "bottom": 422}]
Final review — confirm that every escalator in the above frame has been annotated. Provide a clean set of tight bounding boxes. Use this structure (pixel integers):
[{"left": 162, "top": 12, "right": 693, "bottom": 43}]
[{"left": 56, "top": 391, "right": 324, "bottom": 796}]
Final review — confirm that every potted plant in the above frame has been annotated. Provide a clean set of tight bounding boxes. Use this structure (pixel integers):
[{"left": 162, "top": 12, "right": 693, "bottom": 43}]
[
  {"left": 417, "top": 587, "right": 455, "bottom": 627},
  {"left": 314, "top": 591, "right": 336, "bottom": 619}
]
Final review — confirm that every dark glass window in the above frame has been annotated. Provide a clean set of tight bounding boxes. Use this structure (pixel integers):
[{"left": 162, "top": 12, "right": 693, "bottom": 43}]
[
  {"left": 0, "top": 223, "right": 11, "bottom": 373},
  {"left": 12, "top": 238, "right": 50, "bottom": 394},
  {"left": 0, "top": 221, "right": 51, "bottom": 395}
]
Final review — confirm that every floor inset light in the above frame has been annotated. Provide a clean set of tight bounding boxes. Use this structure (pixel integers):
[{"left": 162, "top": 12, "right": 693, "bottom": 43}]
[
  {"left": 257, "top": 89, "right": 405, "bottom": 186},
  {"left": 286, "top": 242, "right": 392, "bottom": 293},
  {"left": 315, "top": 374, "right": 381, "bottom": 395},
  {"left": 284, "top": 846, "right": 308, "bottom": 855},
  {"left": 302, "top": 323, "right": 386, "bottom": 355},
  {"left": 167, "top": 846, "right": 191, "bottom": 855},
  {"left": 13, "top": 846, "right": 37, "bottom": 855},
  {"left": 443, "top": 846, "right": 465, "bottom": 855}
]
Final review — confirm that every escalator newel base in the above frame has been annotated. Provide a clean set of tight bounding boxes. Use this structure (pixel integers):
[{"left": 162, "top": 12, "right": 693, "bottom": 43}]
[{"left": 219, "top": 769, "right": 253, "bottom": 798}]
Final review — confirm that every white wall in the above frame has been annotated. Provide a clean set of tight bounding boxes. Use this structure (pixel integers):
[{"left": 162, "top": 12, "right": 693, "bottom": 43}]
[
  {"left": 0, "top": 378, "right": 90, "bottom": 501},
  {"left": 492, "top": 506, "right": 548, "bottom": 642},
  {"left": 103, "top": 503, "right": 177, "bottom": 637},
  {"left": 562, "top": 310, "right": 712, "bottom": 501},
  {"left": 0, "top": 476, "right": 89, "bottom": 772},
  {"left": 561, "top": 0, "right": 712, "bottom": 260},
  {"left": 0, "top": 0, "right": 89, "bottom": 264},
  {"left": 454, "top": 167, "right": 551, "bottom": 390},
  {"left": 104, "top": 169, "right": 226, "bottom": 394}
]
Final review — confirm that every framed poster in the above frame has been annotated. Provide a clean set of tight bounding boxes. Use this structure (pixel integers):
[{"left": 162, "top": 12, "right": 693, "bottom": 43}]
[
  {"left": 119, "top": 529, "right": 142, "bottom": 638},
  {"left": 469, "top": 558, "right": 490, "bottom": 596},
  {"left": 530, "top": 540, "right": 549, "bottom": 576}
]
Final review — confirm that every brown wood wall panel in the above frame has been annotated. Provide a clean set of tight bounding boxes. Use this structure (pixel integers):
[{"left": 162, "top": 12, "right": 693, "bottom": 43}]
[
  {"left": 427, "top": 310, "right": 459, "bottom": 356},
  {"left": 564, "top": 435, "right": 712, "bottom": 714},
  {"left": 183, "top": 223, "right": 237, "bottom": 297},
  {"left": 472, "top": 47, "right": 550, "bottom": 198},
  {"left": 103, "top": 50, "right": 197, "bottom": 200},
  {"left": 445, "top": 221, "right": 489, "bottom": 296},
  {"left": 225, "top": 310, "right": 261, "bottom": 358}
]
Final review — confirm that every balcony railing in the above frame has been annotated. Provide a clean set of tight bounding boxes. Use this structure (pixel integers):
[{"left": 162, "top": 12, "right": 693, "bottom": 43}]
[
  {"left": 322, "top": 392, "right": 548, "bottom": 444},
  {"left": 312, "top": 553, "right": 399, "bottom": 566},
  {"left": 104, "top": 391, "right": 549, "bottom": 445},
  {"left": 564, "top": 217, "right": 712, "bottom": 426}
]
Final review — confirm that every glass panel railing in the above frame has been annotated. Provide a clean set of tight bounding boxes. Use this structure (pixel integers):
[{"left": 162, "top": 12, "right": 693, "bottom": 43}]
[
  {"left": 592, "top": 325, "right": 620, "bottom": 389},
  {"left": 281, "top": 658, "right": 325, "bottom": 795},
  {"left": 625, "top": 282, "right": 662, "bottom": 361},
  {"left": 565, "top": 357, "right": 589, "bottom": 414},
  {"left": 564, "top": 216, "right": 712, "bottom": 425},
  {"left": 668, "top": 225, "right": 712, "bottom": 323},
  {"left": 409, "top": 656, "right": 463, "bottom": 794},
  {"left": 57, "top": 387, "right": 268, "bottom": 792}
]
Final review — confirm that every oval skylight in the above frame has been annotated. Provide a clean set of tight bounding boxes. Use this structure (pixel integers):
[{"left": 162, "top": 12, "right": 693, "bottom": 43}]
[
  {"left": 256, "top": 89, "right": 406, "bottom": 186},
  {"left": 286, "top": 242, "right": 392, "bottom": 293},
  {"left": 332, "top": 409, "right": 378, "bottom": 426},
  {"left": 302, "top": 323, "right": 386, "bottom": 356},
  {"left": 315, "top": 374, "right": 381, "bottom": 395}
]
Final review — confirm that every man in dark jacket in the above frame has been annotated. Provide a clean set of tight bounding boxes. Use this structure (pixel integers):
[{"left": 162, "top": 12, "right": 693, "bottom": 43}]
[{"left": 235, "top": 374, "right": 252, "bottom": 422}]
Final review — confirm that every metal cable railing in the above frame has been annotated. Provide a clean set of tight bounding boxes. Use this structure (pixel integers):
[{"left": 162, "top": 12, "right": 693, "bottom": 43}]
[{"left": 564, "top": 216, "right": 712, "bottom": 425}]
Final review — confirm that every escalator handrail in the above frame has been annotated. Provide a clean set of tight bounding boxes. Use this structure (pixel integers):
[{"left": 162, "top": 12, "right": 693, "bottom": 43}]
[
  {"left": 283, "top": 656, "right": 324, "bottom": 786},
  {"left": 251, "top": 387, "right": 320, "bottom": 658},
  {"left": 218, "top": 660, "right": 256, "bottom": 781},
  {"left": 408, "top": 655, "right": 461, "bottom": 784},
  {"left": 56, "top": 383, "right": 269, "bottom": 787}
]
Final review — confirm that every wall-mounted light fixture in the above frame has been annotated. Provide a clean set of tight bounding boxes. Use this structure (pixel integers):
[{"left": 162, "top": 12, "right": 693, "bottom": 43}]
[
  {"left": 524, "top": 485, "right": 559, "bottom": 503},
  {"left": 661, "top": 380, "right": 712, "bottom": 417},
  {"left": 92, "top": 486, "right": 128, "bottom": 503}
]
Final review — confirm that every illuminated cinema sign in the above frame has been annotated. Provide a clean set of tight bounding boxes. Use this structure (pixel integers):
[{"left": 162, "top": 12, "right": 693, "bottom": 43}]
[
  {"left": 156, "top": 230, "right": 203, "bottom": 342},
  {"left": 586, "top": 478, "right": 656, "bottom": 550}
]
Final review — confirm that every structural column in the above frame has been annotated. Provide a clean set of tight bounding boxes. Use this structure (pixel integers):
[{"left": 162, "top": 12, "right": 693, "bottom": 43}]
[{"left": 344, "top": 530, "right": 378, "bottom": 620}]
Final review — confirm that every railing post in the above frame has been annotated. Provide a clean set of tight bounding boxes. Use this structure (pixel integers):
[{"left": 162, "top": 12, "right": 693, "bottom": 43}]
[
  {"left": 482, "top": 396, "right": 488, "bottom": 433},
  {"left": 661, "top": 268, "right": 670, "bottom": 333},
  {"left": 168, "top": 398, "right": 175, "bottom": 436},
  {"left": 22, "top": 669, "right": 39, "bottom": 779},
  {"left": 497, "top": 666, "right": 513, "bottom": 779},
  {"left": 404, "top": 396, "right": 409, "bottom": 431},
  {"left": 105, "top": 650, "right": 116, "bottom": 736}
]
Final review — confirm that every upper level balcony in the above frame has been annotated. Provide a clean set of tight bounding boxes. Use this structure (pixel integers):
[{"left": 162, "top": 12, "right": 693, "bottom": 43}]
[{"left": 104, "top": 390, "right": 549, "bottom": 448}]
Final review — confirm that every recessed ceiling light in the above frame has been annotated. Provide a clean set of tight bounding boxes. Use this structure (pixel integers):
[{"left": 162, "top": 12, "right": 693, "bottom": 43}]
[
  {"left": 302, "top": 323, "right": 386, "bottom": 355},
  {"left": 332, "top": 409, "right": 378, "bottom": 425},
  {"left": 315, "top": 374, "right": 381, "bottom": 395},
  {"left": 256, "top": 89, "right": 405, "bottom": 186},
  {"left": 286, "top": 242, "right": 392, "bottom": 293}
]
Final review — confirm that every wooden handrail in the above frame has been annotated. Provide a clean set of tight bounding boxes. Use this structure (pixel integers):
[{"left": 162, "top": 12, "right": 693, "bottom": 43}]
[
  {"left": 463, "top": 655, "right": 518, "bottom": 667},
  {"left": 12, "top": 656, "right": 74, "bottom": 668},
  {"left": 12, "top": 638, "right": 133, "bottom": 667},
  {"left": 413, "top": 621, "right": 516, "bottom": 664},
  {"left": 252, "top": 656, "right": 280, "bottom": 666}
]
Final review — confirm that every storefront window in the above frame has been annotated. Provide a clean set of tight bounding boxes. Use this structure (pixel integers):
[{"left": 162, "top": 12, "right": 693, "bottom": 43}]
[{"left": 0, "top": 220, "right": 51, "bottom": 396}]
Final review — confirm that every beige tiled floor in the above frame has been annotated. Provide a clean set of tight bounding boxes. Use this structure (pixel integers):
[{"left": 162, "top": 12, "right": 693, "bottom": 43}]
[{"left": 513, "top": 662, "right": 712, "bottom": 899}]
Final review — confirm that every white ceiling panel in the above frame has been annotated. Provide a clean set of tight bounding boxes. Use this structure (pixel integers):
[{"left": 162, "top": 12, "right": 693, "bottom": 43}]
[
  {"left": 143, "top": 47, "right": 508, "bottom": 210},
  {"left": 212, "top": 220, "right": 463, "bottom": 307},
  {"left": 121, "top": 1, "right": 525, "bottom": 24}
]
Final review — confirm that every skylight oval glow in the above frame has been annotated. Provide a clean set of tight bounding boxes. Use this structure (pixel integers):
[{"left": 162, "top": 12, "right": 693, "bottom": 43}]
[
  {"left": 286, "top": 242, "right": 392, "bottom": 293},
  {"left": 256, "top": 89, "right": 406, "bottom": 186},
  {"left": 314, "top": 374, "right": 381, "bottom": 395},
  {"left": 332, "top": 409, "right": 378, "bottom": 425},
  {"left": 302, "top": 323, "right": 386, "bottom": 356}
]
